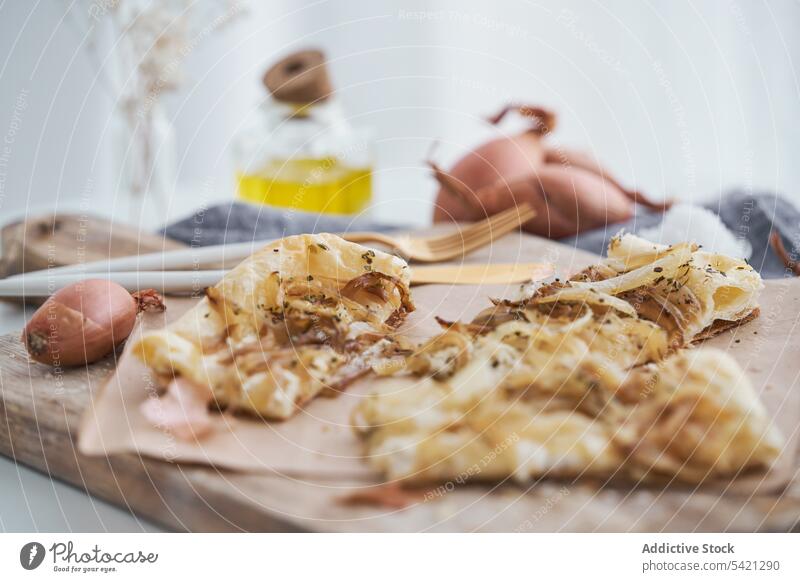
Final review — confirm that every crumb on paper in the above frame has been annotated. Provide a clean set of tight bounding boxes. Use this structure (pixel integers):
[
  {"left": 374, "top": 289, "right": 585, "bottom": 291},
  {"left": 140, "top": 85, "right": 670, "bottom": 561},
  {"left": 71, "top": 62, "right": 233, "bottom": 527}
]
[{"left": 338, "top": 483, "right": 424, "bottom": 509}]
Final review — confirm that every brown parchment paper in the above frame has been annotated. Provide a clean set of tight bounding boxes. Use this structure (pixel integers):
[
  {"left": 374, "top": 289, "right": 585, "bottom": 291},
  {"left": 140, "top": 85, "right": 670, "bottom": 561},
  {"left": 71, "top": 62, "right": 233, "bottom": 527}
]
[{"left": 78, "top": 236, "right": 800, "bottom": 495}]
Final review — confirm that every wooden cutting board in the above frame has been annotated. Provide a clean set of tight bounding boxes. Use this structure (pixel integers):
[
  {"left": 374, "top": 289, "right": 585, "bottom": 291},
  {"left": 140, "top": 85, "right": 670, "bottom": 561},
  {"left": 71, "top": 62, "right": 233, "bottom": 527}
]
[{"left": 1, "top": 232, "right": 800, "bottom": 532}]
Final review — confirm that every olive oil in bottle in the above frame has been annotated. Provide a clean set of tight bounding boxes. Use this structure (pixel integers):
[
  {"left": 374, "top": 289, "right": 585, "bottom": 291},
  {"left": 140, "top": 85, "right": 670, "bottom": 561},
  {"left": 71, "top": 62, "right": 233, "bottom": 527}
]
[{"left": 236, "top": 158, "right": 372, "bottom": 215}]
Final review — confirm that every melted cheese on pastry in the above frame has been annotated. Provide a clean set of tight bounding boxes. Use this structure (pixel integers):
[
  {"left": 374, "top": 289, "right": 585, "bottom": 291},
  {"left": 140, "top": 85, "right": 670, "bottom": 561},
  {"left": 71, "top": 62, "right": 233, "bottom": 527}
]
[
  {"left": 134, "top": 233, "right": 414, "bottom": 420},
  {"left": 355, "top": 335, "right": 782, "bottom": 484}
]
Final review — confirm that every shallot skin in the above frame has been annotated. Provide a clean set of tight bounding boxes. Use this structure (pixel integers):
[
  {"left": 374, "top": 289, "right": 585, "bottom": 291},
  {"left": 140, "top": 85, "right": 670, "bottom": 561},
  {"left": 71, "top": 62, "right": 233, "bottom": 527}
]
[
  {"left": 439, "top": 132, "right": 546, "bottom": 205},
  {"left": 22, "top": 279, "right": 138, "bottom": 366},
  {"left": 480, "top": 165, "right": 635, "bottom": 239}
]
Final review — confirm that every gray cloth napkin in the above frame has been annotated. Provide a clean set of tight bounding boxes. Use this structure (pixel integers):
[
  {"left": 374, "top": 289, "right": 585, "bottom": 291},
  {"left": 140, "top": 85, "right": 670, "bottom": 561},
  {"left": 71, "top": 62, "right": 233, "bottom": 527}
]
[
  {"left": 163, "top": 202, "right": 399, "bottom": 246},
  {"left": 164, "top": 193, "right": 800, "bottom": 279}
]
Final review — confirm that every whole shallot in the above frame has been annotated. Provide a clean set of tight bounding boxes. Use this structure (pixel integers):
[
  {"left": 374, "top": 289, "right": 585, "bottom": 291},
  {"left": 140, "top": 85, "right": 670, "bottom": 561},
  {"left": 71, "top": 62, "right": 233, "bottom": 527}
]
[{"left": 22, "top": 279, "right": 164, "bottom": 367}]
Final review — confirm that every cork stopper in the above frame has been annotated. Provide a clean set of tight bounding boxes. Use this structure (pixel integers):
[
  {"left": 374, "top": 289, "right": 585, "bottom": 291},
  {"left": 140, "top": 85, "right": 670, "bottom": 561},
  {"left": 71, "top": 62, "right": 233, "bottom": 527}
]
[{"left": 263, "top": 49, "right": 333, "bottom": 105}]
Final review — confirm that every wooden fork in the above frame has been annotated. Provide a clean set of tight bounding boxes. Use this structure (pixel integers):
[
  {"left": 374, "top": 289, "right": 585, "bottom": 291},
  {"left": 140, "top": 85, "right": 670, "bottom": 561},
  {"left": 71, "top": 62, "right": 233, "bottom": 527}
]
[{"left": 343, "top": 204, "right": 535, "bottom": 262}]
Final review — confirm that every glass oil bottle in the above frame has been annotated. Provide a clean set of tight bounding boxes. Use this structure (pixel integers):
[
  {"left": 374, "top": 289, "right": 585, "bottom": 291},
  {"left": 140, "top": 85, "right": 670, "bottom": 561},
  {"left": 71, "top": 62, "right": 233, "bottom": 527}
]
[{"left": 233, "top": 49, "right": 373, "bottom": 215}]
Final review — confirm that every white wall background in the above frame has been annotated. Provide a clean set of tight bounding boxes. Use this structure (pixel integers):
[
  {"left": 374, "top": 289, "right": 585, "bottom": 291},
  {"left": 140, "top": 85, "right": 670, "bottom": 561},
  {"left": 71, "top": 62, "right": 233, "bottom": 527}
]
[{"left": 1, "top": 0, "right": 798, "bottom": 228}]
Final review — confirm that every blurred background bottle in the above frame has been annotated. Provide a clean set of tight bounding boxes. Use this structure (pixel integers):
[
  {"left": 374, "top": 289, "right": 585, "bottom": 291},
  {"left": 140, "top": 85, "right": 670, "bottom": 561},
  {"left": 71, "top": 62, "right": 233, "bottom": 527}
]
[{"left": 233, "top": 49, "right": 373, "bottom": 215}]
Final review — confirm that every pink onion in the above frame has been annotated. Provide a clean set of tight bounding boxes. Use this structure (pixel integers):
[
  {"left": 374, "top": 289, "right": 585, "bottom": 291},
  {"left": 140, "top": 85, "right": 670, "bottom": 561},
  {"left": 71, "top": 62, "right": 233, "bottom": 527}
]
[{"left": 23, "top": 279, "right": 139, "bottom": 366}]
